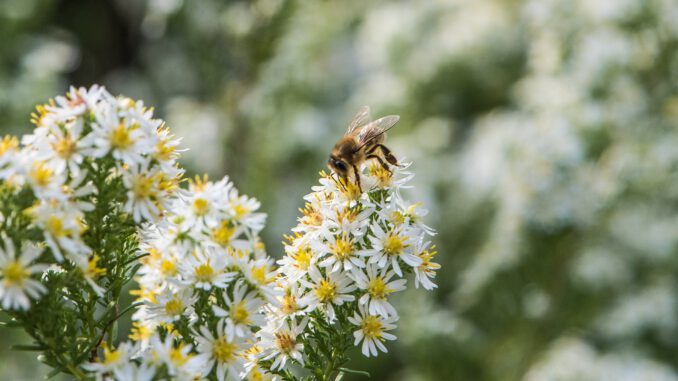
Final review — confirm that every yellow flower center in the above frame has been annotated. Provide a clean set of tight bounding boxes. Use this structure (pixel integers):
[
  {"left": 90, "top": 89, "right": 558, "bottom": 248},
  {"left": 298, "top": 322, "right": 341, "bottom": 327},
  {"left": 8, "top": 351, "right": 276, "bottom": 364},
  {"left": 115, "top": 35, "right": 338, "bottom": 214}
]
[
  {"left": 369, "top": 163, "right": 392, "bottom": 187},
  {"left": 129, "top": 322, "right": 154, "bottom": 342},
  {"left": 211, "top": 220, "right": 235, "bottom": 246},
  {"left": 213, "top": 337, "right": 237, "bottom": 363},
  {"left": 301, "top": 204, "right": 323, "bottom": 226},
  {"left": 367, "top": 278, "right": 390, "bottom": 300},
  {"left": 30, "top": 162, "right": 53, "bottom": 187},
  {"left": 164, "top": 297, "right": 184, "bottom": 316},
  {"left": 315, "top": 279, "right": 336, "bottom": 303},
  {"left": 160, "top": 259, "right": 177, "bottom": 276},
  {"left": 361, "top": 315, "right": 383, "bottom": 339},
  {"left": 275, "top": 332, "right": 296, "bottom": 354},
  {"left": 233, "top": 204, "right": 249, "bottom": 219},
  {"left": 110, "top": 123, "right": 134, "bottom": 149},
  {"left": 251, "top": 265, "right": 269, "bottom": 285},
  {"left": 391, "top": 211, "right": 406, "bottom": 226},
  {"left": 281, "top": 294, "right": 298, "bottom": 315},
  {"left": 231, "top": 302, "right": 250, "bottom": 325},
  {"left": 169, "top": 346, "right": 190, "bottom": 366},
  {"left": 102, "top": 346, "right": 122, "bottom": 365},
  {"left": 132, "top": 175, "right": 155, "bottom": 199},
  {"left": 332, "top": 237, "right": 353, "bottom": 260},
  {"left": 0, "top": 136, "right": 19, "bottom": 155},
  {"left": 52, "top": 136, "right": 76, "bottom": 159},
  {"left": 3, "top": 261, "right": 28, "bottom": 287},
  {"left": 193, "top": 198, "right": 209, "bottom": 216},
  {"left": 45, "top": 216, "right": 67, "bottom": 237},
  {"left": 86, "top": 255, "right": 106, "bottom": 279},
  {"left": 155, "top": 139, "right": 175, "bottom": 161},
  {"left": 383, "top": 233, "right": 407, "bottom": 256},
  {"left": 291, "top": 246, "right": 312, "bottom": 270},
  {"left": 194, "top": 262, "right": 214, "bottom": 282}
]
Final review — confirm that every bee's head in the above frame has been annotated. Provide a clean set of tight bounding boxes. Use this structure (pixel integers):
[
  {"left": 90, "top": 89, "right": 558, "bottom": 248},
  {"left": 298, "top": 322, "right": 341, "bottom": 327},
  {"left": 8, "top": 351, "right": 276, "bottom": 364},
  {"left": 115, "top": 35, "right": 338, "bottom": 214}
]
[{"left": 328, "top": 155, "right": 349, "bottom": 177}]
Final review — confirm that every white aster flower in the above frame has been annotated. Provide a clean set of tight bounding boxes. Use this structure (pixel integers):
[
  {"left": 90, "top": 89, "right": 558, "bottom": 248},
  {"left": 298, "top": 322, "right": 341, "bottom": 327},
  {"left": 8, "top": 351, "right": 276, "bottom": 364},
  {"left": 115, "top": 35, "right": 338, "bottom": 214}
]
[
  {"left": 319, "top": 232, "right": 365, "bottom": 273},
  {"left": 194, "top": 319, "right": 248, "bottom": 381},
  {"left": 300, "top": 266, "right": 356, "bottom": 321},
  {"left": 213, "top": 281, "right": 266, "bottom": 337},
  {"left": 0, "top": 237, "right": 47, "bottom": 311},
  {"left": 257, "top": 318, "right": 307, "bottom": 371},
  {"left": 352, "top": 263, "right": 406, "bottom": 318},
  {"left": 364, "top": 224, "right": 422, "bottom": 276},
  {"left": 178, "top": 247, "right": 235, "bottom": 290},
  {"left": 348, "top": 304, "right": 398, "bottom": 358},
  {"left": 82, "top": 341, "right": 136, "bottom": 377}
]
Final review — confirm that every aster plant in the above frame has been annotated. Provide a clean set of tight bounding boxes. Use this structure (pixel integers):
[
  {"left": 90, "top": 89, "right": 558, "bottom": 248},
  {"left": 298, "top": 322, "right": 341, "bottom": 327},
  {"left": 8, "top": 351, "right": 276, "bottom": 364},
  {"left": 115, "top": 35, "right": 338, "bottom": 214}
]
[{"left": 0, "top": 86, "right": 439, "bottom": 381}]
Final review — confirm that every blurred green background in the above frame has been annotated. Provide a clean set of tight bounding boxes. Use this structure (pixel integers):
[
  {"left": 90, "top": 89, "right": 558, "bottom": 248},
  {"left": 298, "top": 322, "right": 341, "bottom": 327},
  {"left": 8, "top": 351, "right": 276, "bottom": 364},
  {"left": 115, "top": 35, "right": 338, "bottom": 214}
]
[{"left": 2, "top": 0, "right": 678, "bottom": 380}]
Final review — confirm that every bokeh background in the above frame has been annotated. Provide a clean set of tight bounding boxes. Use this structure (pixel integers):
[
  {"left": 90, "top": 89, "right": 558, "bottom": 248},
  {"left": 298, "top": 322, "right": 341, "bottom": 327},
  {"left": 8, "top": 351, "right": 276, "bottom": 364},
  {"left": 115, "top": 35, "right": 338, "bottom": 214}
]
[{"left": 2, "top": 0, "right": 678, "bottom": 380}]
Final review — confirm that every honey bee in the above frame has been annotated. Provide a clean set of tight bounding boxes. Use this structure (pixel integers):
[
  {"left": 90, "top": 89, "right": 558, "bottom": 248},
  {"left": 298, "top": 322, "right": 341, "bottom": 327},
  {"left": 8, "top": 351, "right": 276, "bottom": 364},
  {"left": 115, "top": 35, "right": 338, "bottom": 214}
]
[{"left": 328, "top": 106, "right": 400, "bottom": 192}]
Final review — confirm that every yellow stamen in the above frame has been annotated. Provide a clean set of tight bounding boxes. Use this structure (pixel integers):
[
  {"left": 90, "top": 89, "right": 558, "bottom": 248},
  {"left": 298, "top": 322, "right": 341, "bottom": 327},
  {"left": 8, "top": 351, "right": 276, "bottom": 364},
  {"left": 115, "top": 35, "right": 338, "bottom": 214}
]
[{"left": 315, "top": 279, "right": 336, "bottom": 303}]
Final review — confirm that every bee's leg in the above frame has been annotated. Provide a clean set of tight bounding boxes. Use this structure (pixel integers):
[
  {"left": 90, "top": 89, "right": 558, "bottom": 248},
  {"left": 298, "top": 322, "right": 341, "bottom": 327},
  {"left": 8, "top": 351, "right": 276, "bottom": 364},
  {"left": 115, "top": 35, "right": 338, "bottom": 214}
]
[
  {"left": 352, "top": 164, "right": 363, "bottom": 193},
  {"left": 367, "top": 154, "right": 391, "bottom": 174},
  {"left": 374, "top": 144, "right": 399, "bottom": 166}
]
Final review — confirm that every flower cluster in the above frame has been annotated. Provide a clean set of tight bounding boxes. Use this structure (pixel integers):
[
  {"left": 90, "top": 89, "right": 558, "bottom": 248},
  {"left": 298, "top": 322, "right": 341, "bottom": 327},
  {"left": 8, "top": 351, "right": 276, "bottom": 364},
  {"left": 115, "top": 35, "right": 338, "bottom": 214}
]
[
  {"left": 84, "top": 175, "right": 276, "bottom": 381},
  {"left": 255, "top": 160, "right": 439, "bottom": 377},
  {"left": 0, "top": 85, "right": 182, "bottom": 309}
]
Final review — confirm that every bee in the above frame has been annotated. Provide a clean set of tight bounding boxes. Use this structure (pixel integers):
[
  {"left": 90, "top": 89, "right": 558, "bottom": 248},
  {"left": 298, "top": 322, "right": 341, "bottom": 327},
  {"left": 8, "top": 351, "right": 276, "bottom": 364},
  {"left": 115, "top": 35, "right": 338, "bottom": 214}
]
[{"left": 328, "top": 106, "right": 400, "bottom": 192}]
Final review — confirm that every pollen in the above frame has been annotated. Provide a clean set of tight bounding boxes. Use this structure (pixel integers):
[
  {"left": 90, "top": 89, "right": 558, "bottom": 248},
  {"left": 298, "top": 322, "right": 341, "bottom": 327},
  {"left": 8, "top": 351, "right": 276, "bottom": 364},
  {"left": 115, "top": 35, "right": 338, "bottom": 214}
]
[
  {"left": 164, "top": 297, "right": 184, "bottom": 316},
  {"left": 369, "top": 162, "right": 392, "bottom": 188},
  {"left": 132, "top": 175, "right": 155, "bottom": 199},
  {"left": 2, "top": 261, "right": 28, "bottom": 287},
  {"left": 367, "top": 277, "right": 390, "bottom": 300},
  {"left": 86, "top": 255, "right": 107, "bottom": 279},
  {"left": 231, "top": 302, "right": 250, "bottom": 324},
  {"left": 383, "top": 232, "right": 408, "bottom": 256},
  {"left": 129, "top": 322, "right": 154, "bottom": 342},
  {"left": 211, "top": 220, "right": 235, "bottom": 246},
  {"left": 155, "top": 139, "right": 175, "bottom": 161},
  {"left": 281, "top": 293, "right": 298, "bottom": 315},
  {"left": 233, "top": 204, "right": 249, "bottom": 219},
  {"left": 102, "top": 345, "right": 123, "bottom": 365},
  {"left": 45, "top": 216, "right": 67, "bottom": 237},
  {"left": 193, "top": 198, "right": 209, "bottom": 216},
  {"left": 332, "top": 237, "right": 353, "bottom": 260},
  {"left": 291, "top": 245, "right": 312, "bottom": 270},
  {"left": 251, "top": 264, "right": 270, "bottom": 285},
  {"left": 0, "top": 136, "right": 19, "bottom": 156},
  {"left": 213, "top": 337, "right": 237, "bottom": 363},
  {"left": 361, "top": 315, "right": 383, "bottom": 339},
  {"left": 30, "top": 162, "right": 54, "bottom": 187},
  {"left": 160, "top": 259, "right": 177, "bottom": 276},
  {"left": 52, "top": 135, "right": 76, "bottom": 159},
  {"left": 110, "top": 123, "right": 134, "bottom": 149},
  {"left": 315, "top": 279, "right": 337, "bottom": 303},
  {"left": 194, "top": 262, "right": 215, "bottom": 282},
  {"left": 169, "top": 345, "right": 190, "bottom": 366},
  {"left": 275, "top": 331, "right": 296, "bottom": 354}
]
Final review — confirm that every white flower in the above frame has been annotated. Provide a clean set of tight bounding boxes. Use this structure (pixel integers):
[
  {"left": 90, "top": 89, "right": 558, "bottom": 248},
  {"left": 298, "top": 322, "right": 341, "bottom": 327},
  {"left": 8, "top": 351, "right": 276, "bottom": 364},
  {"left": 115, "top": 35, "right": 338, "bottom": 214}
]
[
  {"left": 411, "top": 238, "right": 441, "bottom": 290},
  {"left": 141, "top": 287, "right": 196, "bottom": 325},
  {"left": 300, "top": 266, "right": 356, "bottom": 321},
  {"left": 121, "top": 162, "right": 164, "bottom": 223},
  {"left": 178, "top": 247, "right": 235, "bottom": 290},
  {"left": 227, "top": 190, "right": 266, "bottom": 232},
  {"left": 364, "top": 224, "right": 422, "bottom": 276},
  {"left": 0, "top": 237, "right": 47, "bottom": 311},
  {"left": 82, "top": 341, "right": 136, "bottom": 377},
  {"left": 148, "top": 335, "right": 204, "bottom": 380},
  {"left": 213, "top": 281, "right": 266, "bottom": 338},
  {"left": 257, "top": 318, "right": 307, "bottom": 371},
  {"left": 318, "top": 233, "right": 365, "bottom": 273},
  {"left": 194, "top": 319, "right": 248, "bottom": 381},
  {"left": 348, "top": 305, "right": 397, "bottom": 358},
  {"left": 83, "top": 103, "right": 155, "bottom": 166},
  {"left": 26, "top": 199, "right": 90, "bottom": 262},
  {"left": 352, "top": 264, "right": 406, "bottom": 317},
  {"left": 111, "top": 362, "right": 156, "bottom": 381}
]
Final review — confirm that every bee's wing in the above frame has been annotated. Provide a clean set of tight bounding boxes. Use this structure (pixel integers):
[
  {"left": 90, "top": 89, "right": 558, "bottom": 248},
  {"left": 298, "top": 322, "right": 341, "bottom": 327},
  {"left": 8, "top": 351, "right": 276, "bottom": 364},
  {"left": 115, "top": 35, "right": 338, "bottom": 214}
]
[
  {"left": 346, "top": 106, "right": 371, "bottom": 135},
  {"left": 357, "top": 115, "right": 400, "bottom": 148}
]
